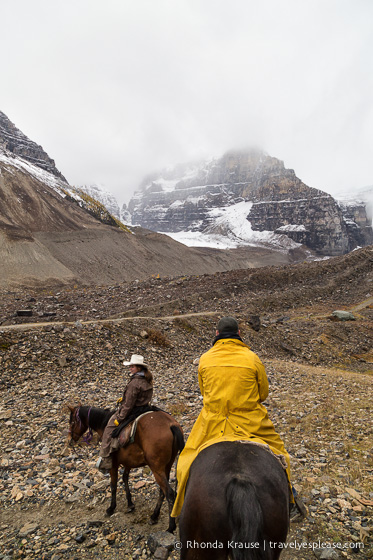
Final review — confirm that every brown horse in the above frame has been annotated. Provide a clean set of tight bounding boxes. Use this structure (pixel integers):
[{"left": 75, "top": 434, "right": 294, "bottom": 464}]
[
  {"left": 68, "top": 404, "right": 184, "bottom": 533},
  {"left": 178, "top": 441, "right": 289, "bottom": 559}
]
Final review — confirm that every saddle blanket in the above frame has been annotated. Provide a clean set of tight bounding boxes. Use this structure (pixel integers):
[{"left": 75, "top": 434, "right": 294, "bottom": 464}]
[
  {"left": 237, "top": 439, "right": 288, "bottom": 470},
  {"left": 116, "top": 410, "right": 155, "bottom": 448}
]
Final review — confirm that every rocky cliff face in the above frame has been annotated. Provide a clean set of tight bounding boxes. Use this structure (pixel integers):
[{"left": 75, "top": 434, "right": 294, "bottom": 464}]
[
  {"left": 248, "top": 196, "right": 350, "bottom": 255},
  {"left": 336, "top": 187, "right": 373, "bottom": 249},
  {"left": 0, "top": 111, "right": 67, "bottom": 182},
  {"left": 0, "top": 111, "right": 131, "bottom": 230},
  {"left": 78, "top": 184, "right": 121, "bottom": 220},
  {"left": 129, "top": 150, "right": 373, "bottom": 256}
]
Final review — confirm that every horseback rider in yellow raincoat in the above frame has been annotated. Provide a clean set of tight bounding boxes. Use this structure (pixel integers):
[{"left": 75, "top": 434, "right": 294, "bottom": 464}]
[{"left": 171, "top": 316, "right": 307, "bottom": 521}]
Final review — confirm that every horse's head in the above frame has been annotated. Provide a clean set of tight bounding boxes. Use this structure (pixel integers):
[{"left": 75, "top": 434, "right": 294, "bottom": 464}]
[{"left": 68, "top": 404, "right": 88, "bottom": 443}]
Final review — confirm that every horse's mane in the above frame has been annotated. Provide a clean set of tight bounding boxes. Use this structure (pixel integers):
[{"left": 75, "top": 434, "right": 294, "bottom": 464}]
[{"left": 79, "top": 405, "right": 115, "bottom": 430}]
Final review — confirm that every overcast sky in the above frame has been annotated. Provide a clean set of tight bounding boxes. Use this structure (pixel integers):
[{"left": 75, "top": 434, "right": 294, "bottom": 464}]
[{"left": 1, "top": 0, "right": 372, "bottom": 205}]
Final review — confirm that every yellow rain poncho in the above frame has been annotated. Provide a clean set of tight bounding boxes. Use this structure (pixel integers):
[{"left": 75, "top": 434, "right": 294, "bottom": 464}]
[{"left": 172, "top": 338, "right": 291, "bottom": 517}]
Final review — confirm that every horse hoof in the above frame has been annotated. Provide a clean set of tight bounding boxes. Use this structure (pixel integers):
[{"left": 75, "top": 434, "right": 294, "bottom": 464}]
[
  {"left": 149, "top": 518, "right": 158, "bottom": 525},
  {"left": 106, "top": 508, "right": 115, "bottom": 516},
  {"left": 126, "top": 506, "right": 135, "bottom": 513}
]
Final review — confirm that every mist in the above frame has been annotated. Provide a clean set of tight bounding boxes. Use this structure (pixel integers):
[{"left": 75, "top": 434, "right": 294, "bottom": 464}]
[{"left": 1, "top": 0, "right": 372, "bottom": 204}]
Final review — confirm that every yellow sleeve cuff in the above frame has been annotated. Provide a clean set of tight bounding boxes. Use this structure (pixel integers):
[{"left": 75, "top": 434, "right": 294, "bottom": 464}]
[{"left": 114, "top": 420, "right": 119, "bottom": 426}]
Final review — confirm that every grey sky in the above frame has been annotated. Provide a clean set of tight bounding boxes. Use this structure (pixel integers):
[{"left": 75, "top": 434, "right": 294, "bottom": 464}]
[{"left": 1, "top": 0, "right": 372, "bottom": 205}]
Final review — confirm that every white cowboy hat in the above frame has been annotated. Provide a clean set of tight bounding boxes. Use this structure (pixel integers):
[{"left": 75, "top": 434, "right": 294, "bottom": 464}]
[{"left": 123, "top": 354, "right": 148, "bottom": 368}]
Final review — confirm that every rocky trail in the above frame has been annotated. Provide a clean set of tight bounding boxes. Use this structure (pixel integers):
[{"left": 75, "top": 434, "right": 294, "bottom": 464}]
[{"left": 0, "top": 246, "right": 372, "bottom": 559}]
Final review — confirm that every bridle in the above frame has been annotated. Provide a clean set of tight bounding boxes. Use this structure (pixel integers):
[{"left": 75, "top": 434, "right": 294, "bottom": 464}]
[{"left": 69, "top": 406, "right": 93, "bottom": 444}]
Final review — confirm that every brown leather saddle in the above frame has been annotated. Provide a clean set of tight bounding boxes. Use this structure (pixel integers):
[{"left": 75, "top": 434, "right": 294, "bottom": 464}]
[{"left": 117, "top": 410, "right": 155, "bottom": 448}]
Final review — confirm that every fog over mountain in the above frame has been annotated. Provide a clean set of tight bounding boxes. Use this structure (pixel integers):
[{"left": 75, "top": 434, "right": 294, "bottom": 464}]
[
  {"left": 1, "top": 0, "right": 372, "bottom": 204},
  {"left": 3, "top": 111, "right": 315, "bottom": 288}
]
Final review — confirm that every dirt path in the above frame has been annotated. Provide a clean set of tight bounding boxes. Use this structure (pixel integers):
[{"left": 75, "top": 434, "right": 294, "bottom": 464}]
[{"left": 0, "top": 311, "right": 220, "bottom": 332}]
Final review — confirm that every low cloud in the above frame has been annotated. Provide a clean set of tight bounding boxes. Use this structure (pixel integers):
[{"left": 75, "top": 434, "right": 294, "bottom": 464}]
[{"left": 1, "top": 0, "right": 372, "bottom": 204}]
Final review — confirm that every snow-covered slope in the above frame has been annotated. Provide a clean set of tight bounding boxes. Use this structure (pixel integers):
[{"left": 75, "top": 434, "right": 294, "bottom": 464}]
[
  {"left": 0, "top": 147, "right": 130, "bottom": 231},
  {"left": 0, "top": 149, "right": 69, "bottom": 195},
  {"left": 163, "top": 201, "right": 301, "bottom": 251},
  {"left": 78, "top": 184, "right": 121, "bottom": 219}
]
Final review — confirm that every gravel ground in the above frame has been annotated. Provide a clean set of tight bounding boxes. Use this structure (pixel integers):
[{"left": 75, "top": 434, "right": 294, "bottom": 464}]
[{"left": 0, "top": 246, "right": 372, "bottom": 559}]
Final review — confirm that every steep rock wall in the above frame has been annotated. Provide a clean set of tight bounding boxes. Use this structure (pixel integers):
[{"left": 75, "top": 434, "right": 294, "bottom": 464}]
[
  {"left": 248, "top": 196, "right": 350, "bottom": 256},
  {"left": 129, "top": 150, "right": 373, "bottom": 255}
]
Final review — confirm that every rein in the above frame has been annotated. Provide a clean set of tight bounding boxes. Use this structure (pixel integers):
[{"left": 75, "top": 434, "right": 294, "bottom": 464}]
[{"left": 73, "top": 406, "right": 93, "bottom": 444}]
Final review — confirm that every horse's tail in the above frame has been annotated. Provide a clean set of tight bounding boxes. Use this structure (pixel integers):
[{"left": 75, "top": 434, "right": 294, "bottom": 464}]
[
  {"left": 170, "top": 425, "right": 185, "bottom": 454},
  {"left": 226, "top": 477, "right": 269, "bottom": 560}
]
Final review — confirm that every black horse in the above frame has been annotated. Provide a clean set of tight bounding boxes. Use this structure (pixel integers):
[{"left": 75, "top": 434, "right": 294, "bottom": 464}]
[
  {"left": 178, "top": 441, "right": 289, "bottom": 559},
  {"left": 68, "top": 404, "right": 184, "bottom": 533}
]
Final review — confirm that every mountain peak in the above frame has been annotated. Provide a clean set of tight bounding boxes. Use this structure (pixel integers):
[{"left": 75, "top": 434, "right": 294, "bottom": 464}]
[
  {"left": 0, "top": 110, "right": 67, "bottom": 182},
  {"left": 128, "top": 150, "right": 373, "bottom": 255}
]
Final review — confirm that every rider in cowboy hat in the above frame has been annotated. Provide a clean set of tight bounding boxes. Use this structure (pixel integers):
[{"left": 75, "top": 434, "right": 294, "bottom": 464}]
[{"left": 96, "top": 354, "right": 153, "bottom": 471}]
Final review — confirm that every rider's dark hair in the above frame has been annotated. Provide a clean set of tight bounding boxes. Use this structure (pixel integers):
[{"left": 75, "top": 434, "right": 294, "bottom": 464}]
[{"left": 143, "top": 367, "right": 153, "bottom": 384}]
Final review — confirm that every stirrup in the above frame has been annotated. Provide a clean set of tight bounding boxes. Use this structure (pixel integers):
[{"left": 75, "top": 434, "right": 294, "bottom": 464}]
[{"left": 290, "top": 496, "right": 308, "bottom": 522}]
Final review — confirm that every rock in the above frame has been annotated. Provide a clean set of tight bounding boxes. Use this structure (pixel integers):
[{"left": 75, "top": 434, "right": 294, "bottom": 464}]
[
  {"left": 147, "top": 531, "right": 176, "bottom": 554},
  {"left": 75, "top": 533, "right": 86, "bottom": 543},
  {"left": 64, "top": 491, "right": 80, "bottom": 503},
  {"left": 19, "top": 522, "right": 38, "bottom": 537},
  {"left": 337, "top": 498, "right": 351, "bottom": 509},
  {"left": 106, "top": 532, "right": 116, "bottom": 545},
  {"left": 330, "top": 310, "right": 356, "bottom": 321},
  {"left": 154, "top": 547, "right": 170, "bottom": 560},
  {"left": 280, "top": 341, "right": 296, "bottom": 355},
  {"left": 319, "top": 548, "right": 340, "bottom": 559},
  {"left": 16, "top": 309, "right": 33, "bottom": 317},
  {"left": 248, "top": 315, "right": 261, "bottom": 331},
  {"left": 345, "top": 488, "right": 361, "bottom": 501}
]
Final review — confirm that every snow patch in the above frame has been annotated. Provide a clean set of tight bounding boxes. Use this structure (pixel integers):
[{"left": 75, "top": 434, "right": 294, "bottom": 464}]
[
  {"left": 276, "top": 224, "right": 307, "bottom": 232},
  {"left": 0, "top": 149, "right": 68, "bottom": 195},
  {"left": 161, "top": 200, "right": 301, "bottom": 251}
]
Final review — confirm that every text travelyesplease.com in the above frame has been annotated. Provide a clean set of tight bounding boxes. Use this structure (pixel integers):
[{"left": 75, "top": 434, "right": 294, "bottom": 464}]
[{"left": 173, "top": 540, "right": 364, "bottom": 551}]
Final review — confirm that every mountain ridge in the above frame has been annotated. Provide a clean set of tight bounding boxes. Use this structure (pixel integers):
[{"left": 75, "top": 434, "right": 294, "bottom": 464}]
[
  {"left": 0, "top": 112, "right": 310, "bottom": 288},
  {"left": 0, "top": 111, "right": 67, "bottom": 182},
  {"left": 128, "top": 150, "right": 373, "bottom": 255}
]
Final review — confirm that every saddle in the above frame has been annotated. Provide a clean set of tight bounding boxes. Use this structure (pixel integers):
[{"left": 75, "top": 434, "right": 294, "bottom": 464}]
[
  {"left": 111, "top": 404, "right": 162, "bottom": 439},
  {"left": 116, "top": 411, "right": 155, "bottom": 447},
  {"left": 110, "top": 404, "right": 165, "bottom": 451}
]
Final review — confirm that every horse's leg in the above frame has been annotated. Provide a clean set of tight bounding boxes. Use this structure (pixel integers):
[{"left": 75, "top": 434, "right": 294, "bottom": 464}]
[
  {"left": 164, "top": 461, "right": 177, "bottom": 533},
  {"left": 149, "top": 459, "right": 173, "bottom": 524},
  {"left": 122, "top": 468, "right": 135, "bottom": 512},
  {"left": 151, "top": 471, "right": 176, "bottom": 533},
  {"left": 106, "top": 463, "right": 118, "bottom": 516},
  {"left": 149, "top": 487, "right": 165, "bottom": 525}
]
